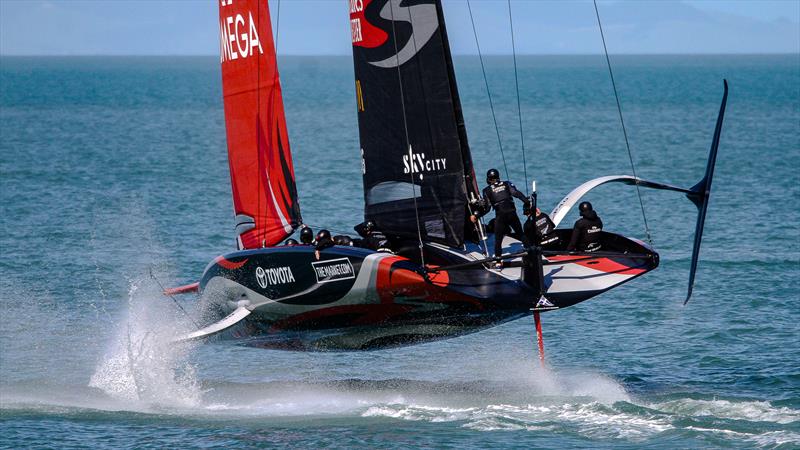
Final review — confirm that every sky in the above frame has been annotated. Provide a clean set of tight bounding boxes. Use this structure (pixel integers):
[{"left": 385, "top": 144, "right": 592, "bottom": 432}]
[{"left": 0, "top": 0, "right": 798, "bottom": 55}]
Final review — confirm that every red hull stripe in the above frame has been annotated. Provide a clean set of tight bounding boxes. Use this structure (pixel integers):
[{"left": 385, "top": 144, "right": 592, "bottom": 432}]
[
  {"left": 214, "top": 256, "right": 248, "bottom": 270},
  {"left": 547, "top": 255, "right": 646, "bottom": 276}
]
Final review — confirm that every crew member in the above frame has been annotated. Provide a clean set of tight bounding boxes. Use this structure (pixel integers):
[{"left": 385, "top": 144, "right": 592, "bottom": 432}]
[
  {"left": 524, "top": 207, "right": 559, "bottom": 249},
  {"left": 284, "top": 238, "right": 299, "bottom": 246},
  {"left": 299, "top": 226, "right": 314, "bottom": 245},
  {"left": 355, "top": 220, "right": 391, "bottom": 252},
  {"left": 567, "top": 201, "right": 603, "bottom": 252},
  {"left": 314, "top": 229, "right": 334, "bottom": 260},
  {"left": 333, "top": 235, "right": 353, "bottom": 246},
  {"left": 470, "top": 168, "right": 530, "bottom": 269}
]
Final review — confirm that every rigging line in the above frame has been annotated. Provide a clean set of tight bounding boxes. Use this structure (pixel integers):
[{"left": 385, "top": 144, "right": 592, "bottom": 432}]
[
  {"left": 388, "top": 0, "right": 426, "bottom": 266},
  {"left": 467, "top": 0, "right": 509, "bottom": 181},
  {"left": 274, "top": 0, "right": 281, "bottom": 53},
  {"left": 149, "top": 268, "right": 200, "bottom": 329},
  {"left": 592, "top": 0, "right": 653, "bottom": 245},
  {"left": 507, "top": 0, "right": 528, "bottom": 195}
]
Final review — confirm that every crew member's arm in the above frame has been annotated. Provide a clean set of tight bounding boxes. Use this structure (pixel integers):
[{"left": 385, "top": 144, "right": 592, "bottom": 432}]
[
  {"left": 314, "top": 237, "right": 335, "bottom": 259},
  {"left": 509, "top": 183, "right": 527, "bottom": 202},
  {"left": 567, "top": 221, "right": 583, "bottom": 251},
  {"left": 470, "top": 189, "right": 491, "bottom": 222},
  {"left": 509, "top": 183, "right": 531, "bottom": 210}
]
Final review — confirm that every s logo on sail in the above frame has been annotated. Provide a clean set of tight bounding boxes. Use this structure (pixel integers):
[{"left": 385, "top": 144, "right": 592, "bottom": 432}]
[{"left": 350, "top": 0, "right": 438, "bottom": 68}]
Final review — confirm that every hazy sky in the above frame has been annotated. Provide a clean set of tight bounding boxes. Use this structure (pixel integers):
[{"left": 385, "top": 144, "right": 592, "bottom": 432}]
[{"left": 1, "top": 0, "right": 798, "bottom": 55}]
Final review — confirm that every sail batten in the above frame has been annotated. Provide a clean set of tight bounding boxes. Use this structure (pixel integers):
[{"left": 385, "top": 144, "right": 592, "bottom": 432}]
[
  {"left": 220, "top": 0, "right": 300, "bottom": 249},
  {"left": 350, "top": 0, "right": 477, "bottom": 247}
]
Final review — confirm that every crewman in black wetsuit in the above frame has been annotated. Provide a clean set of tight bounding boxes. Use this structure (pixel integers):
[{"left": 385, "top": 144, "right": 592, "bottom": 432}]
[
  {"left": 299, "top": 226, "right": 314, "bottom": 245},
  {"left": 567, "top": 201, "right": 603, "bottom": 252},
  {"left": 524, "top": 207, "right": 559, "bottom": 250},
  {"left": 354, "top": 220, "right": 391, "bottom": 252},
  {"left": 470, "top": 168, "right": 530, "bottom": 269},
  {"left": 333, "top": 235, "right": 353, "bottom": 246},
  {"left": 314, "top": 229, "right": 334, "bottom": 260}
]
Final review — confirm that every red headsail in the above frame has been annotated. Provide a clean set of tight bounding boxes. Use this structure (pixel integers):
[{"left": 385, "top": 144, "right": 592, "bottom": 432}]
[{"left": 219, "top": 0, "right": 301, "bottom": 249}]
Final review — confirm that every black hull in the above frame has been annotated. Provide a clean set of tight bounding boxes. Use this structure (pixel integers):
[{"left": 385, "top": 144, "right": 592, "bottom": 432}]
[{"left": 196, "top": 232, "right": 657, "bottom": 351}]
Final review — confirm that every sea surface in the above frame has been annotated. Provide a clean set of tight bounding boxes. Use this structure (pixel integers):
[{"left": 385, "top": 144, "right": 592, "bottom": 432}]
[{"left": 1, "top": 54, "right": 798, "bottom": 449}]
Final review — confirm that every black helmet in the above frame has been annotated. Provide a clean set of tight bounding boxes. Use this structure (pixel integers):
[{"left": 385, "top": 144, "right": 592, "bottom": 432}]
[
  {"left": 486, "top": 168, "right": 500, "bottom": 184},
  {"left": 579, "top": 201, "right": 593, "bottom": 217},
  {"left": 285, "top": 238, "right": 298, "bottom": 246},
  {"left": 299, "top": 226, "right": 314, "bottom": 244},
  {"left": 316, "top": 229, "right": 331, "bottom": 242}
]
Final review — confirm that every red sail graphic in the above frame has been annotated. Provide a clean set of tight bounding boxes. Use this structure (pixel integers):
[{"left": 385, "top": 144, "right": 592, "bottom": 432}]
[{"left": 219, "top": 0, "right": 301, "bottom": 249}]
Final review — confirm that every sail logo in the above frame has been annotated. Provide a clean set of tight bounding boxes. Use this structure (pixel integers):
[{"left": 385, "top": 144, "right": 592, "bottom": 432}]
[
  {"left": 255, "top": 266, "right": 295, "bottom": 289},
  {"left": 366, "top": 0, "right": 438, "bottom": 68},
  {"left": 403, "top": 152, "right": 447, "bottom": 175},
  {"left": 312, "top": 258, "right": 355, "bottom": 284},
  {"left": 219, "top": 9, "right": 264, "bottom": 63},
  {"left": 350, "top": 0, "right": 388, "bottom": 48}
]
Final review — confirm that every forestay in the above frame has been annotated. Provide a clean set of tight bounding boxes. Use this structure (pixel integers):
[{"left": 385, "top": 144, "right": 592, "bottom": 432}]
[
  {"left": 349, "top": 0, "right": 479, "bottom": 247},
  {"left": 219, "top": 0, "right": 301, "bottom": 249}
]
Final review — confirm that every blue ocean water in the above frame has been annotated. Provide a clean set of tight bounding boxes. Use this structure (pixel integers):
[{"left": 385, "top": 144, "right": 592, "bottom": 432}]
[{"left": 1, "top": 54, "right": 798, "bottom": 448}]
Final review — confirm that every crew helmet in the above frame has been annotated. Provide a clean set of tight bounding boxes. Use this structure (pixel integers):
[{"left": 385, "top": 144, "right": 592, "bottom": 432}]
[
  {"left": 486, "top": 168, "right": 500, "bottom": 184},
  {"left": 578, "top": 201, "right": 594, "bottom": 217},
  {"left": 299, "top": 226, "right": 314, "bottom": 244},
  {"left": 316, "top": 229, "right": 331, "bottom": 242},
  {"left": 285, "top": 238, "right": 298, "bottom": 246}
]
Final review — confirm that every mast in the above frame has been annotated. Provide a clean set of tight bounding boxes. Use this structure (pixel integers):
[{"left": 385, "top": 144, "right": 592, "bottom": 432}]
[
  {"left": 349, "top": 0, "right": 477, "bottom": 247},
  {"left": 219, "top": 0, "right": 301, "bottom": 249}
]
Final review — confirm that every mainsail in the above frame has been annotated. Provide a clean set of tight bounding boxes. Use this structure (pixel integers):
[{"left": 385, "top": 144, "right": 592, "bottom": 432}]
[
  {"left": 350, "top": 0, "right": 479, "bottom": 247},
  {"left": 219, "top": 0, "right": 301, "bottom": 249}
]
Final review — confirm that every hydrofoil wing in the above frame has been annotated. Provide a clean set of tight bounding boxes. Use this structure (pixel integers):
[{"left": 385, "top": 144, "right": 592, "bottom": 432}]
[{"left": 171, "top": 305, "right": 251, "bottom": 343}]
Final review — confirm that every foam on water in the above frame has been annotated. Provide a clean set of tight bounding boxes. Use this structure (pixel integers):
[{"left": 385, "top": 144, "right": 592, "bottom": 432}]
[{"left": 652, "top": 398, "right": 800, "bottom": 424}]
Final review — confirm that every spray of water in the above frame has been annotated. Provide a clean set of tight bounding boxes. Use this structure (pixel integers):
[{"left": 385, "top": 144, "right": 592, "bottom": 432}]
[{"left": 88, "top": 272, "right": 203, "bottom": 409}]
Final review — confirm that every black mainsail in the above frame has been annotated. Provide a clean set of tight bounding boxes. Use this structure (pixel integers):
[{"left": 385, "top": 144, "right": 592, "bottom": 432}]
[{"left": 349, "top": 0, "right": 479, "bottom": 247}]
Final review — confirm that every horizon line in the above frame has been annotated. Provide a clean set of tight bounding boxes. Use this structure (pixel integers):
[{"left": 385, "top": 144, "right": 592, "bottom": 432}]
[{"left": 2, "top": 52, "right": 798, "bottom": 57}]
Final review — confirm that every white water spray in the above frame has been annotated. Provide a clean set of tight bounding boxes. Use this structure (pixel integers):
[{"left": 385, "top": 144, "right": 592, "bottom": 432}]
[{"left": 89, "top": 274, "right": 203, "bottom": 409}]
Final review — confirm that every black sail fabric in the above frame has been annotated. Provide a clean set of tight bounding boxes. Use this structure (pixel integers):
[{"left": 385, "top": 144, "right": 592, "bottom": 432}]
[{"left": 349, "top": 0, "right": 479, "bottom": 247}]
